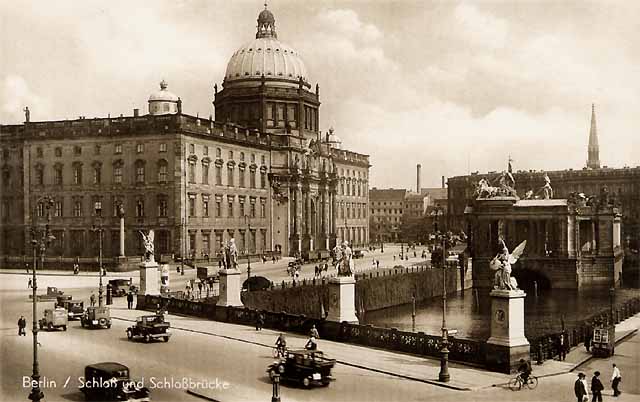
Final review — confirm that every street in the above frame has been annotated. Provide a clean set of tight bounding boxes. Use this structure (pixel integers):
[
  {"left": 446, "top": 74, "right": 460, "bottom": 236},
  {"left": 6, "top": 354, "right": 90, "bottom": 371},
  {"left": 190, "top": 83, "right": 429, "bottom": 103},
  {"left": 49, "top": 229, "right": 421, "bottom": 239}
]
[{"left": 1, "top": 270, "right": 638, "bottom": 402}]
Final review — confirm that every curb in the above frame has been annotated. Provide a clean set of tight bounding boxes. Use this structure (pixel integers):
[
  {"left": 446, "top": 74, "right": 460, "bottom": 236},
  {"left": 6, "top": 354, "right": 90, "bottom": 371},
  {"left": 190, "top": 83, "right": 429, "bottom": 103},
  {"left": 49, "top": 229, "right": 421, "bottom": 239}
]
[
  {"left": 186, "top": 389, "right": 220, "bottom": 401},
  {"left": 111, "top": 315, "right": 471, "bottom": 391}
]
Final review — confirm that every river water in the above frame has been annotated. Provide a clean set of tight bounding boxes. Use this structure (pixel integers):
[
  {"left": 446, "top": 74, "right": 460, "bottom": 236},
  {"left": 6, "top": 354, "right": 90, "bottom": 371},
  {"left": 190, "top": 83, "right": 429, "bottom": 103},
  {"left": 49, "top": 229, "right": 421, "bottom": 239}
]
[{"left": 362, "top": 287, "right": 639, "bottom": 340}]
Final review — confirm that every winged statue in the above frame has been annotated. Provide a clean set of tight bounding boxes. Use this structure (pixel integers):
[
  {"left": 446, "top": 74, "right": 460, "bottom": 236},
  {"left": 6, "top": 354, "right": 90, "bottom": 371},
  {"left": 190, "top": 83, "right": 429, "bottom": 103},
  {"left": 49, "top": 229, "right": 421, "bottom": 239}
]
[
  {"left": 490, "top": 238, "right": 526, "bottom": 290},
  {"left": 139, "top": 230, "right": 155, "bottom": 263}
]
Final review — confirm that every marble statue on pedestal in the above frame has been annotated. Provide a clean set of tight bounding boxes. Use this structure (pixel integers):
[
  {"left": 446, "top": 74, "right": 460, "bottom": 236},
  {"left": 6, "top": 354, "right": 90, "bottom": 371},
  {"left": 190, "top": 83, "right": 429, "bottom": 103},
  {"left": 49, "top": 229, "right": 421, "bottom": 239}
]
[
  {"left": 224, "top": 238, "right": 239, "bottom": 270},
  {"left": 337, "top": 241, "right": 354, "bottom": 277},
  {"left": 139, "top": 230, "right": 155, "bottom": 263},
  {"left": 490, "top": 239, "right": 527, "bottom": 290}
]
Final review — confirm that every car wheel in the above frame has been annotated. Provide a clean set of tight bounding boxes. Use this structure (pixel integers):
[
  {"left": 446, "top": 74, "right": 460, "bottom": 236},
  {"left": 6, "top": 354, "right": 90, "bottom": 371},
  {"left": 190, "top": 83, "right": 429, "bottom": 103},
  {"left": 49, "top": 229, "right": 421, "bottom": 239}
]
[
  {"left": 98, "top": 318, "right": 107, "bottom": 327},
  {"left": 163, "top": 336, "right": 169, "bottom": 342},
  {"left": 302, "top": 377, "right": 311, "bottom": 388},
  {"left": 48, "top": 323, "right": 53, "bottom": 331},
  {"left": 127, "top": 330, "right": 133, "bottom": 340},
  {"left": 144, "top": 334, "right": 151, "bottom": 343},
  {"left": 277, "top": 364, "right": 285, "bottom": 374},
  {"left": 106, "top": 324, "right": 111, "bottom": 329},
  {"left": 322, "top": 379, "right": 330, "bottom": 387}
]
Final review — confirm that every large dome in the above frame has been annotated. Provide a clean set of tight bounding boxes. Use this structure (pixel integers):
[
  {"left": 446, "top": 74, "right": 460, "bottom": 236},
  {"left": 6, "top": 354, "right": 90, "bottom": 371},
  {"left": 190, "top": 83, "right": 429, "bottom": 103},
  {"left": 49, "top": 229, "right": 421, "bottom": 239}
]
[{"left": 224, "top": 5, "right": 309, "bottom": 87}]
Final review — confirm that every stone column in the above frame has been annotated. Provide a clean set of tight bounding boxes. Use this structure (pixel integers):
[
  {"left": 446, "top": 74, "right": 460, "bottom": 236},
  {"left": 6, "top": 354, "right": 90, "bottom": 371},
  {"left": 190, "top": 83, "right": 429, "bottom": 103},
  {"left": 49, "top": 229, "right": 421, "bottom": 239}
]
[
  {"left": 330, "top": 190, "right": 338, "bottom": 249},
  {"left": 591, "top": 220, "right": 597, "bottom": 254},
  {"left": 119, "top": 216, "right": 125, "bottom": 257},
  {"left": 567, "top": 216, "right": 575, "bottom": 257}
]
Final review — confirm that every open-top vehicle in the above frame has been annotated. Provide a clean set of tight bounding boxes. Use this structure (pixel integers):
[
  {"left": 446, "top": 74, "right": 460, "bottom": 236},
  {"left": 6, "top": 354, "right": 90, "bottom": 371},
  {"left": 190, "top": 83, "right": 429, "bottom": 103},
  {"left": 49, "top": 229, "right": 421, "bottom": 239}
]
[
  {"left": 61, "top": 300, "right": 85, "bottom": 320},
  {"left": 80, "top": 362, "right": 150, "bottom": 401},
  {"left": 81, "top": 306, "right": 112, "bottom": 329},
  {"left": 266, "top": 349, "right": 335, "bottom": 388},
  {"left": 39, "top": 307, "right": 68, "bottom": 331},
  {"left": 30, "top": 286, "right": 65, "bottom": 301},
  {"left": 126, "top": 315, "right": 171, "bottom": 343}
]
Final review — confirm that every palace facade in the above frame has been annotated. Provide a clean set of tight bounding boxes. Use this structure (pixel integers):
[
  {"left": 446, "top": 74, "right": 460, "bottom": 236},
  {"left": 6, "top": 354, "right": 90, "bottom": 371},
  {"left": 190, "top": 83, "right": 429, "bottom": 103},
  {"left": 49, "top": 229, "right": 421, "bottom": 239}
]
[{"left": 0, "top": 5, "right": 370, "bottom": 264}]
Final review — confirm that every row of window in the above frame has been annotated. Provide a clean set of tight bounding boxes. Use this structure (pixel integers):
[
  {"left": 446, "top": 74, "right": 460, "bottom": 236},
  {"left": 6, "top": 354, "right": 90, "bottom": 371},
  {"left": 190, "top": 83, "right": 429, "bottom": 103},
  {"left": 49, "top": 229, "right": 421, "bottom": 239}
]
[
  {"left": 34, "top": 143, "right": 167, "bottom": 158},
  {"left": 339, "top": 181, "right": 367, "bottom": 197},
  {"left": 188, "top": 195, "right": 268, "bottom": 219},
  {"left": 32, "top": 160, "right": 170, "bottom": 186},
  {"left": 371, "top": 209, "right": 403, "bottom": 215},
  {"left": 188, "top": 143, "right": 267, "bottom": 165},
  {"left": 188, "top": 161, "right": 268, "bottom": 189},
  {"left": 188, "top": 229, "right": 268, "bottom": 255},
  {"left": 339, "top": 202, "right": 368, "bottom": 220},
  {"left": 371, "top": 201, "right": 404, "bottom": 206},
  {"left": 339, "top": 168, "right": 368, "bottom": 179}
]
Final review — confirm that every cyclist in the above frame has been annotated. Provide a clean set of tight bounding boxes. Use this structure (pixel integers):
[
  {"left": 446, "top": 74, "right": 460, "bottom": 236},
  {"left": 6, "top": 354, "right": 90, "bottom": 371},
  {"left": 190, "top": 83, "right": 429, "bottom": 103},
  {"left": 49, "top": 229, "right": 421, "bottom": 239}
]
[
  {"left": 305, "top": 335, "right": 318, "bottom": 351},
  {"left": 518, "top": 358, "right": 532, "bottom": 384},
  {"left": 275, "top": 333, "right": 287, "bottom": 357}
]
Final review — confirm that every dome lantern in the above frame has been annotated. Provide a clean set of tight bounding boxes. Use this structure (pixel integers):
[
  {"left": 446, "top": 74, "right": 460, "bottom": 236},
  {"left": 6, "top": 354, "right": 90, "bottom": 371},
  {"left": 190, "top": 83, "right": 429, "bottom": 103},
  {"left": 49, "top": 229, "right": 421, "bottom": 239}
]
[{"left": 256, "top": 2, "right": 277, "bottom": 39}]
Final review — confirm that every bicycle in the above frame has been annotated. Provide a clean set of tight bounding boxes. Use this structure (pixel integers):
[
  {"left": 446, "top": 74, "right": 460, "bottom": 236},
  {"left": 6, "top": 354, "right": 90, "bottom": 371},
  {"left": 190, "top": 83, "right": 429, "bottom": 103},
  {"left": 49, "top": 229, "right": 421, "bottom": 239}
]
[
  {"left": 508, "top": 373, "right": 538, "bottom": 391},
  {"left": 272, "top": 346, "right": 287, "bottom": 358}
]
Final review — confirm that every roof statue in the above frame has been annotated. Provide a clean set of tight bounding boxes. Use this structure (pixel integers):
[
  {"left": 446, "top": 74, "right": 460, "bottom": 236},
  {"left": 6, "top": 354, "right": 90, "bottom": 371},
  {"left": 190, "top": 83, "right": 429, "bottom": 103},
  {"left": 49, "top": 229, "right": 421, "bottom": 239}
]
[
  {"left": 139, "top": 230, "right": 155, "bottom": 263},
  {"left": 540, "top": 173, "right": 553, "bottom": 199},
  {"left": 490, "top": 238, "right": 526, "bottom": 290},
  {"left": 474, "top": 159, "right": 518, "bottom": 199},
  {"left": 24, "top": 106, "right": 30, "bottom": 123}
]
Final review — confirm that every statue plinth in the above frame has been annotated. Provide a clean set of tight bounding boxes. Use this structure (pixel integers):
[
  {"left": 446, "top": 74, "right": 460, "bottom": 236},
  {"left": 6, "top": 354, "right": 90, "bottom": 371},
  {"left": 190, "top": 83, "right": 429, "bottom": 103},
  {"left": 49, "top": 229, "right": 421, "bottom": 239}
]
[
  {"left": 485, "top": 289, "right": 530, "bottom": 373},
  {"left": 139, "top": 260, "right": 160, "bottom": 295},
  {"left": 326, "top": 276, "right": 358, "bottom": 324},
  {"left": 216, "top": 268, "right": 243, "bottom": 307}
]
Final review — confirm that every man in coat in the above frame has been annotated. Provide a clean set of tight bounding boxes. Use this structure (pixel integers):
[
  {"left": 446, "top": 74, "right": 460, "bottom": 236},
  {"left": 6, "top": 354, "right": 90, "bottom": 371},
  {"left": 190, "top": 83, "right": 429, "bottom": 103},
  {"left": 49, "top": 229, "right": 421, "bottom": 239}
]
[
  {"left": 574, "top": 373, "right": 588, "bottom": 402},
  {"left": 126, "top": 291, "right": 134, "bottom": 310},
  {"left": 591, "top": 371, "right": 604, "bottom": 402},
  {"left": 18, "top": 315, "right": 27, "bottom": 336}
]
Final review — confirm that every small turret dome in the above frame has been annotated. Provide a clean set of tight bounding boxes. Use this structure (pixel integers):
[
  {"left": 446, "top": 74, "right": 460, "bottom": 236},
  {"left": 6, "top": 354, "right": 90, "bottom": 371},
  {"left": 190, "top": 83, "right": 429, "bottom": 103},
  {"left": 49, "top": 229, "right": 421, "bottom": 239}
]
[{"left": 148, "top": 80, "right": 179, "bottom": 115}]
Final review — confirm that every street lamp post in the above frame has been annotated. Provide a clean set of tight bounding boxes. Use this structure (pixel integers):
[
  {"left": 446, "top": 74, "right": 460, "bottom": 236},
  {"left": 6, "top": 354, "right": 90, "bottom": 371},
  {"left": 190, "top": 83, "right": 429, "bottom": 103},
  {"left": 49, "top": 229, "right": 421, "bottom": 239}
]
[
  {"left": 29, "top": 195, "right": 55, "bottom": 402},
  {"left": 91, "top": 202, "right": 104, "bottom": 307},
  {"left": 431, "top": 205, "right": 450, "bottom": 382},
  {"left": 244, "top": 215, "right": 251, "bottom": 291}
]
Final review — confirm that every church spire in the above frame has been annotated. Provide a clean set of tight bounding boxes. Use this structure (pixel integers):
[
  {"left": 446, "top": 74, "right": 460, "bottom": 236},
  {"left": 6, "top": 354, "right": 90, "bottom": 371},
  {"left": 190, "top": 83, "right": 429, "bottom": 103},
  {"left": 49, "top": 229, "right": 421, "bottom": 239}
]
[{"left": 587, "top": 103, "right": 600, "bottom": 169}]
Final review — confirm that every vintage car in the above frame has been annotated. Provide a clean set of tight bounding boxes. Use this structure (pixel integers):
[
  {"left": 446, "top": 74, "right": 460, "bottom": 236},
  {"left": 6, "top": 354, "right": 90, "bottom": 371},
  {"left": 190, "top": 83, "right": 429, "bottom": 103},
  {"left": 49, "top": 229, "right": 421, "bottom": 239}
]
[
  {"left": 61, "top": 300, "right": 85, "bottom": 320},
  {"left": 126, "top": 315, "right": 171, "bottom": 343},
  {"left": 56, "top": 294, "right": 73, "bottom": 306},
  {"left": 109, "top": 279, "right": 137, "bottom": 297},
  {"left": 352, "top": 250, "right": 366, "bottom": 259},
  {"left": 267, "top": 349, "right": 335, "bottom": 388},
  {"left": 81, "top": 306, "right": 112, "bottom": 329},
  {"left": 30, "top": 286, "right": 65, "bottom": 301},
  {"left": 39, "top": 307, "right": 68, "bottom": 331},
  {"left": 80, "top": 362, "right": 150, "bottom": 401}
]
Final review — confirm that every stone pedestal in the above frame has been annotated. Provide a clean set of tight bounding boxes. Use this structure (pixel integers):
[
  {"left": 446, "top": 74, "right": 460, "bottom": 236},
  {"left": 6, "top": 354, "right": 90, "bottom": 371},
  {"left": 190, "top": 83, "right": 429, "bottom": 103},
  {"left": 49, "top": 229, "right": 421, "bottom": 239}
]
[
  {"left": 326, "top": 276, "right": 358, "bottom": 323},
  {"left": 216, "top": 268, "right": 243, "bottom": 307},
  {"left": 486, "top": 289, "right": 530, "bottom": 373},
  {"left": 139, "top": 261, "right": 160, "bottom": 295}
]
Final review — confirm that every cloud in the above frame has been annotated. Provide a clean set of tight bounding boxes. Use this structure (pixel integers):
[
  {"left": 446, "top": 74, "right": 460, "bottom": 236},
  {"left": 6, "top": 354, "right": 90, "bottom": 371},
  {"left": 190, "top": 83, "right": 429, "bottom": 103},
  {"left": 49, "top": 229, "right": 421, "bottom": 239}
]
[
  {"left": 453, "top": 3, "right": 508, "bottom": 50},
  {"left": 1, "top": 75, "right": 51, "bottom": 123},
  {"left": 316, "top": 9, "right": 382, "bottom": 43}
]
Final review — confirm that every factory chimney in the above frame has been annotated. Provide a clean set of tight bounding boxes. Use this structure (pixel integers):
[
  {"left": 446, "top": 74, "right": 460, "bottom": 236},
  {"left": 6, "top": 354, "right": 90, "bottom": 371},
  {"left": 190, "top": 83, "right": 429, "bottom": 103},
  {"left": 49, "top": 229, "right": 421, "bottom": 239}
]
[{"left": 416, "top": 164, "right": 422, "bottom": 193}]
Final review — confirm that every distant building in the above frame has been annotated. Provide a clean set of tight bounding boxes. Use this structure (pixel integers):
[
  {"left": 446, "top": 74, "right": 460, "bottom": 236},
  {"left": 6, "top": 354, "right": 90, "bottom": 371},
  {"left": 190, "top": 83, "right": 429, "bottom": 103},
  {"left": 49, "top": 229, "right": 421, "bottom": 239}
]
[{"left": 369, "top": 189, "right": 406, "bottom": 242}]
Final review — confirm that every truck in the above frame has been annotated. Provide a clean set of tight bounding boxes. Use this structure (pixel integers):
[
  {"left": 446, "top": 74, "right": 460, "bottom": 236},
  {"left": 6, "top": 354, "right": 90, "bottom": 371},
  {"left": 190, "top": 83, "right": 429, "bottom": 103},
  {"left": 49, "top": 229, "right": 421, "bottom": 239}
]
[
  {"left": 197, "top": 266, "right": 219, "bottom": 282},
  {"left": 591, "top": 323, "right": 616, "bottom": 357},
  {"left": 39, "top": 307, "right": 68, "bottom": 331}
]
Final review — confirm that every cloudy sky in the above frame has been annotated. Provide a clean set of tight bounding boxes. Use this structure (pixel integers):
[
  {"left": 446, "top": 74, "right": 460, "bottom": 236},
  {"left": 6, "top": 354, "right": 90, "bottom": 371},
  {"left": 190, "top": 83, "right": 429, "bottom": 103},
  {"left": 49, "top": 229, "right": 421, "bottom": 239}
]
[{"left": 1, "top": 0, "right": 638, "bottom": 188}]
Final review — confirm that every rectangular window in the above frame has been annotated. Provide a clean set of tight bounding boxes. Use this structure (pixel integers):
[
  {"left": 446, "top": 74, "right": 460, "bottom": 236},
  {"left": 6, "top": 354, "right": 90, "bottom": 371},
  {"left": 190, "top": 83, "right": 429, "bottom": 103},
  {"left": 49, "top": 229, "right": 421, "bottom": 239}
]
[
  {"left": 73, "top": 200, "right": 82, "bottom": 217},
  {"left": 203, "top": 146, "right": 209, "bottom": 156},
  {"left": 36, "top": 147, "right": 43, "bottom": 157},
  {"left": 74, "top": 146, "right": 82, "bottom": 155},
  {"left": 114, "top": 167, "right": 122, "bottom": 183},
  {"left": 189, "top": 162, "right": 195, "bottom": 183},
  {"left": 202, "top": 196, "right": 209, "bottom": 217},
  {"left": 159, "top": 143, "right": 167, "bottom": 152},
  {"left": 260, "top": 200, "right": 266, "bottom": 218},
  {"left": 260, "top": 171, "right": 266, "bottom": 189},
  {"left": 93, "top": 167, "right": 101, "bottom": 184},
  {"left": 54, "top": 201, "right": 62, "bottom": 217},
  {"left": 227, "top": 199, "right": 234, "bottom": 217},
  {"left": 35, "top": 168, "right": 43, "bottom": 185},
  {"left": 136, "top": 199, "right": 144, "bottom": 217},
  {"left": 227, "top": 167, "right": 234, "bottom": 187},
  {"left": 215, "top": 166, "right": 222, "bottom": 185},
  {"left": 73, "top": 166, "right": 82, "bottom": 185},
  {"left": 250, "top": 203, "right": 256, "bottom": 218},
  {"left": 55, "top": 147, "right": 62, "bottom": 157},
  {"left": 250, "top": 170, "right": 256, "bottom": 188},
  {"left": 266, "top": 103, "right": 274, "bottom": 127},
  {"left": 136, "top": 143, "right": 144, "bottom": 153},
  {"left": 239, "top": 169, "right": 245, "bottom": 188},
  {"left": 189, "top": 196, "right": 195, "bottom": 217},
  {"left": 115, "top": 144, "right": 122, "bottom": 154},
  {"left": 158, "top": 198, "right": 168, "bottom": 217},
  {"left": 202, "top": 164, "right": 209, "bottom": 184},
  {"left": 215, "top": 200, "right": 222, "bottom": 217},
  {"left": 277, "top": 104, "right": 285, "bottom": 127},
  {"left": 158, "top": 164, "right": 167, "bottom": 182},
  {"left": 189, "top": 144, "right": 195, "bottom": 154},
  {"left": 136, "top": 166, "right": 145, "bottom": 183},
  {"left": 202, "top": 233, "right": 210, "bottom": 255},
  {"left": 239, "top": 199, "right": 245, "bottom": 217}
]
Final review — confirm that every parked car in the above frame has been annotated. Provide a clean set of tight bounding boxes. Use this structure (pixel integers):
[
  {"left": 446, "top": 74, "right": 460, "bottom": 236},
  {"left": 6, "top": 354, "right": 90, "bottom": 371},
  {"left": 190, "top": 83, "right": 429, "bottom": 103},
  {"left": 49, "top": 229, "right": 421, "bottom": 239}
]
[
  {"left": 109, "top": 279, "right": 135, "bottom": 297},
  {"left": 56, "top": 294, "right": 73, "bottom": 307},
  {"left": 267, "top": 349, "right": 335, "bottom": 388},
  {"left": 81, "top": 306, "right": 112, "bottom": 329},
  {"left": 80, "top": 362, "right": 150, "bottom": 401},
  {"left": 39, "top": 307, "right": 68, "bottom": 331},
  {"left": 31, "top": 286, "right": 65, "bottom": 301},
  {"left": 242, "top": 276, "right": 271, "bottom": 291},
  {"left": 353, "top": 250, "right": 366, "bottom": 259},
  {"left": 61, "top": 300, "right": 85, "bottom": 320},
  {"left": 126, "top": 315, "right": 171, "bottom": 343}
]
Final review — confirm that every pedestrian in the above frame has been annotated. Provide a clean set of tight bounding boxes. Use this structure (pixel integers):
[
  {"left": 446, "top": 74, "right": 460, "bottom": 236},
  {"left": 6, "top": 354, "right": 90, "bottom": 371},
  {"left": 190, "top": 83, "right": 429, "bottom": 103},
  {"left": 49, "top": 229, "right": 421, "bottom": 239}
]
[
  {"left": 585, "top": 329, "right": 592, "bottom": 352},
  {"left": 198, "top": 281, "right": 203, "bottom": 296},
  {"left": 393, "top": 255, "right": 396, "bottom": 261},
  {"left": 376, "top": 259, "right": 380, "bottom": 269},
  {"left": 27, "top": 278, "right": 32, "bottom": 289},
  {"left": 310, "top": 324, "right": 319, "bottom": 339},
  {"left": 25, "top": 263, "right": 29, "bottom": 274},
  {"left": 591, "top": 371, "right": 604, "bottom": 402},
  {"left": 73, "top": 263, "right": 79, "bottom": 275},
  {"left": 18, "top": 315, "right": 27, "bottom": 336},
  {"left": 559, "top": 332, "right": 567, "bottom": 361},
  {"left": 611, "top": 363, "right": 622, "bottom": 396},
  {"left": 272, "top": 255, "right": 276, "bottom": 264},
  {"left": 89, "top": 292, "right": 96, "bottom": 307},
  {"left": 126, "top": 291, "right": 134, "bottom": 309},
  {"left": 574, "top": 373, "right": 588, "bottom": 402},
  {"left": 255, "top": 312, "right": 264, "bottom": 331}
]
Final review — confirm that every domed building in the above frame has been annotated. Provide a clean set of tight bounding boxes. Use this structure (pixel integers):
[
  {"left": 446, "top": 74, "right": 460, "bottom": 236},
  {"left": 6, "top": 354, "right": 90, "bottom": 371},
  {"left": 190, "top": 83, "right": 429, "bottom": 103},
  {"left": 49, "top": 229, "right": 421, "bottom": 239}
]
[
  {"left": 0, "top": 3, "right": 370, "bottom": 265},
  {"left": 214, "top": 4, "right": 320, "bottom": 138}
]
